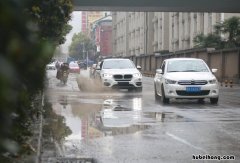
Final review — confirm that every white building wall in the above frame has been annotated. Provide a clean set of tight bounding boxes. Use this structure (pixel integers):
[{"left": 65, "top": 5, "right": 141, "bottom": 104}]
[
  {"left": 112, "top": 12, "right": 240, "bottom": 56},
  {"left": 152, "top": 12, "right": 170, "bottom": 53}
]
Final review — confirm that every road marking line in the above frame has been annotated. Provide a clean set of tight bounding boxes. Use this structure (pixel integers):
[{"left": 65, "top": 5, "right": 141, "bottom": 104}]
[{"left": 166, "top": 132, "right": 207, "bottom": 153}]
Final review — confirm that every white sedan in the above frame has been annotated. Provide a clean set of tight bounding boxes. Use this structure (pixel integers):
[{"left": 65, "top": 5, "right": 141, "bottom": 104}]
[
  {"left": 154, "top": 58, "right": 219, "bottom": 104},
  {"left": 46, "top": 62, "right": 56, "bottom": 70}
]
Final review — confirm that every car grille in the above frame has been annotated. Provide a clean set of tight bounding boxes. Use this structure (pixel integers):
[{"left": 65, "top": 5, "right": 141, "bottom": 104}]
[
  {"left": 178, "top": 80, "right": 208, "bottom": 85},
  {"left": 114, "top": 75, "right": 122, "bottom": 79},
  {"left": 117, "top": 82, "right": 130, "bottom": 86},
  {"left": 113, "top": 74, "right": 132, "bottom": 81},
  {"left": 176, "top": 90, "right": 210, "bottom": 96}
]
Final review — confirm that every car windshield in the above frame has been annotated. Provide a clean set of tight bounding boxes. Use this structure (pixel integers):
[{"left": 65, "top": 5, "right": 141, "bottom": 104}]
[
  {"left": 103, "top": 60, "right": 135, "bottom": 69},
  {"left": 167, "top": 60, "right": 209, "bottom": 72},
  {"left": 69, "top": 63, "right": 79, "bottom": 68}
]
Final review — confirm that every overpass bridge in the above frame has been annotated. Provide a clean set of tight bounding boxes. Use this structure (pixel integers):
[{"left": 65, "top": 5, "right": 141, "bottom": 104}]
[{"left": 73, "top": 0, "right": 240, "bottom": 12}]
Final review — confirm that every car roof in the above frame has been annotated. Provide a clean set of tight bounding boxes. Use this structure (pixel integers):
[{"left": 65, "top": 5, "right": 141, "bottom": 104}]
[
  {"left": 69, "top": 62, "right": 78, "bottom": 66},
  {"left": 103, "top": 58, "right": 130, "bottom": 61},
  {"left": 164, "top": 58, "right": 203, "bottom": 62}
]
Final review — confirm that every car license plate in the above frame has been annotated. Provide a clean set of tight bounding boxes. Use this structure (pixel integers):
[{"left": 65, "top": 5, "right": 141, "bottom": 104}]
[
  {"left": 118, "top": 82, "right": 129, "bottom": 86},
  {"left": 186, "top": 87, "right": 201, "bottom": 92}
]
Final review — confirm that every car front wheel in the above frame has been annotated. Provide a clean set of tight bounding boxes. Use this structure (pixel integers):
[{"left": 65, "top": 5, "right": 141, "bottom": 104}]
[
  {"left": 136, "top": 87, "right": 142, "bottom": 92},
  {"left": 161, "top": 85, "right": 169, "bottom": 104},
  {"left": 154, "top": 84, "right": 161, "bottom": 101},
  {"left": 210, "top": 97, "right": 218, "bottom": 104}
]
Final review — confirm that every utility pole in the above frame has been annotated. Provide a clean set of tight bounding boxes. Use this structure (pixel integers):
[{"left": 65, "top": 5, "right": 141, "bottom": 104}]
[
  {"left": 82, "top": 42, "right": 85, "bottom": 60},
  {"left": 83, "top": 42, "right": 89, "bottom": 69},
  {"left": 86, "top": 51, "right": 88, "bottom": 69}
]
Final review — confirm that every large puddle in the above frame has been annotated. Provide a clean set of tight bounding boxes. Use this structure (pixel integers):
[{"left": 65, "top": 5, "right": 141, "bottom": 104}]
[{"left": 49, "top": 95, "right": 186, "bottom": 143}]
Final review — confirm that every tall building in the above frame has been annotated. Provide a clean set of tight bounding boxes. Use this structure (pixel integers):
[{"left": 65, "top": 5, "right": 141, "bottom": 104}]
[
  {"left": 112, "top": 12, "right": 154, "bottom": 57},
  {"left": 81, "top": 11, "right": 106, "bottom": 35},
  {"left": 152, "top": 12, "right": 170, "bottom": 53},
  {"left": 112, "top": 12, "right": 128, "bottom": 57},
  {"left": 91, "top": 15, "right": 112, "bottom": 57},
  {"left": 169, "top": 13, "right": 222, "bottom": 52},
  {"left": 112, "top": 12, "right": 240, "bottom": 57},
  {"left": 81, "top": 12, "right": 87, "bottom": 33},
  {"left": 128, "top": 12, "right": 145, "bottom": 56}
]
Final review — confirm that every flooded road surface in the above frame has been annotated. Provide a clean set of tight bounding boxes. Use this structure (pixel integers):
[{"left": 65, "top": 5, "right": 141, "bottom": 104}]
[{"left": 44, "top": 69, "right": 240, "bottom": 162}]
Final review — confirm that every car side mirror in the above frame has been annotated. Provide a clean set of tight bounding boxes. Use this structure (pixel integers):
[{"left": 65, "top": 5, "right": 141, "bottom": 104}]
[
  {"left": 156, "top": 69, "right": 163, "bottom": 74},
  {"left": 96, "top": 66, "right": 101, "bottom": 71},
  {"left": 212, "top": 69, "right": 218, "bottom": 73},
  {"left": 137, "top": 65, "right": 142, "bottom": 70}
]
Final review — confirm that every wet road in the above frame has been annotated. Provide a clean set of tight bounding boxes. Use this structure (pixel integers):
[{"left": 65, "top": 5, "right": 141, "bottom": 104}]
[{"left": 45, "top": 69, "right": 240, "bottom": 163}]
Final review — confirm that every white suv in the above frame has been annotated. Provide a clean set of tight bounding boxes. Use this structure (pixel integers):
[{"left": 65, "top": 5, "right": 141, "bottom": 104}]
[
  {"left": 154, "top": 58, "right": 219, "bottom": 104},
  {"left": 96, "top": 58, "right": 142, "bottom": 91}
]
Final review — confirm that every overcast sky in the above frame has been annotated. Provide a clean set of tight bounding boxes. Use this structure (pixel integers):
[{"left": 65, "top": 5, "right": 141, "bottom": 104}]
[{"left": 61, "top": 11, "right": 82, "bottom": 54}]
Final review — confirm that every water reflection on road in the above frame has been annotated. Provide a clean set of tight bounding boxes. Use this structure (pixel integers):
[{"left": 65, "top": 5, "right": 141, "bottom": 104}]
[
  {"left": 44, "top": 70, "right": 240, "bottom": 162},
  {"left": 51, "top": 93, "right": 185, "bottom": 147}
]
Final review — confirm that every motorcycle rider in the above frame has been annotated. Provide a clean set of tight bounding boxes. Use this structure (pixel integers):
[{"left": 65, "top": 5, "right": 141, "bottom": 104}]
[
  {"left": 55, "top": 61, "right": 61, "bottom": 70},
  {"left": 57, "top": 62, "right": 69, "bottom": 82}
]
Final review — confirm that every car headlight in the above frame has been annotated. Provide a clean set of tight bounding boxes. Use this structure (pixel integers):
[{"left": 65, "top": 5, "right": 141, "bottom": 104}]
[
  {"left": 103, "top": 73, "right": 113, "bottom": 78},
  {"left": 165, "top": 79, "right": 177, "bottom": 84},
  {"left": 209, "top": 79, "right": 217, "bottom": 84},
  {"left": 133, "top": 73, "right": 142, "bottom": 78}
]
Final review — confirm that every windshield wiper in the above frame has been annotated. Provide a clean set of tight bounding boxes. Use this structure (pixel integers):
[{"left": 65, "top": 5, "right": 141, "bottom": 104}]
[
  {"left": 168, "top": 71, "right": 180, "bottom": 72},
  {"left": 182, "top": 70, "right": 198, "bottom": 72}
]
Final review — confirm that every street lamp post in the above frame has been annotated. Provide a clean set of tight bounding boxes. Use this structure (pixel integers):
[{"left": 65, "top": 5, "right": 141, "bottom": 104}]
[
  {"left": 86, "top": 51, "right": 88, "bottom": 69},
  {"left": 82, "top": 42, "right": 88, "bottom": 69}
]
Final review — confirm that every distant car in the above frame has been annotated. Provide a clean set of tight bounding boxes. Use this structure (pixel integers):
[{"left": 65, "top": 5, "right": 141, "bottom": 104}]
[
  {"left": 154, "top": 58, "right": 219, "bottom": 104},
  {"left": 96, "top": 58, "right": 142, "bottom": 91},
  {"left": 46, "top": 62, "right": 56, "bottom": 70},
  {"left": 78, "top": 62, "right": 87, "bottom": 70},
  {"left": 69, "top": 62, "right": 80, "bottom": 73}
]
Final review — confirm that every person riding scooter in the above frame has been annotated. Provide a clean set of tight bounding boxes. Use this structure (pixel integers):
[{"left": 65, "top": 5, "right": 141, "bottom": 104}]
[{"left": 57, "top": 62, "right": 69, "bottom": 84}]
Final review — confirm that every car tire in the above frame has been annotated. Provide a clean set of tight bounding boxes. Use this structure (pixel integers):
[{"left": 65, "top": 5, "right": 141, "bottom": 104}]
[
  {"left": 161, "top": 85, "right": 169, "bottom": 104},
  {"left": 198, "top": 98, "right": 205, "bottom": 104},
  {"left": 154, "top": 84, "right": 161, "bottom": 101},
  {"left": 135, "top": 87, "right": 142, "bottom": 92},
  {"left": 210, "top": 98, "right": 218, "bottom": 104}
]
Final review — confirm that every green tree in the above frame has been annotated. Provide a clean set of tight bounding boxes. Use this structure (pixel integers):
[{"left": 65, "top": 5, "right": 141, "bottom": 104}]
[
  {"left": 194, "top": 16, "right": 240, "bottom": 49},
  {"left": 28, "top": 0, "right": 73, "bottom": 45},
  {"left": 0, "top": 0, "right": 72, "bottom": 161},
  {"left": 69, "top": 32, "right": 96, "bottom": 60},
  {"left": 215, "top": 16, "right": 240, "bottom": 48},
  {"left": 193, "top": 33, "right": 223, "bottom": 49},
  {"left": 43, "top": 102, "right": 72, "bottom": 143}
]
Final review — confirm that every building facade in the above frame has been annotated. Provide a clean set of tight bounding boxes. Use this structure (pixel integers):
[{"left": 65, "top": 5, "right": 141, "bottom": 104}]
[
  {"left": 91, "top": 15, "right": 112, "bottom": 57},
  {"left": 81, "top": 12, "right": 87, "bottom": 33},
  {"left": 128, "top": 12, "right": 145, "bottom": 56},
  {"left": 112, "top": 12, "right": 154, "bottom": 57},
  {"left": 112, "top": 12, "right": 128, "bottom": 57},
  {"left": 81, "top": 11, "right": 106, "bottom": 34},
  {"left": 169, "top": 13, "right": 222, "bottom": 52},
  {"left": 152, "top": 12, "right": 170, "bottom": 53},
  {"left": 112, "top": 12, "right": 240, "bottom": 56}
]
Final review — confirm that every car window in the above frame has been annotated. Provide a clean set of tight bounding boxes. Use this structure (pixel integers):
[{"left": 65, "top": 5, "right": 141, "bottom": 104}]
[
  {"left": 102, "top": 60, "right": 135, "bottom": 69},
  {"left": 69, "top": 63, "right": 79, "bottom": 68},
  {"left": 167, "top": 60, "right": 209, "bottom": 72}
]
